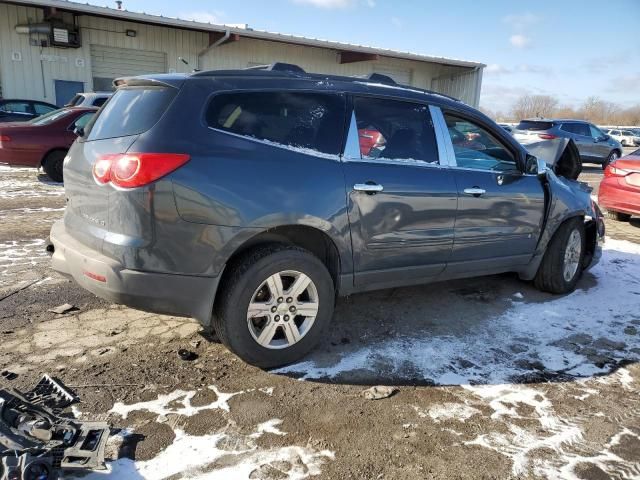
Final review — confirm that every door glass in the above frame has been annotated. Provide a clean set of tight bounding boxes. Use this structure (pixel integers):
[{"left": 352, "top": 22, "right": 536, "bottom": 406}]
[
  {"left": 443, "top": 113, "right": 517, "bottom": 172},
  {"left": 352, "top": 97, "right": 438, "bottom": 163},
  {"left": 34, "top": 103, "right": 56, "bottom": 115},
  {"left": 589, "top": 125, "right": 604, "bottom": 139},
  {"left": 560, "top": 124, "right": 577, "bottom": 134},
  {"left": 72, "top": 113, "right": 94, "bottom": 130},
  {"left": 0, "top": 102, "right": 31, "bottom": 113},
  {"left": 575, "top": 123, "right": 591, "bottom": 136},
  {"left": 207, "top": 92, "right": 345, "bottom": 156}
]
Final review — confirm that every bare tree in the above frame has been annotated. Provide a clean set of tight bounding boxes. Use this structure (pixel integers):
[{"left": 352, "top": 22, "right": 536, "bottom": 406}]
[{"left": 511, "top": 95, "right": 559, "bottom": 121}]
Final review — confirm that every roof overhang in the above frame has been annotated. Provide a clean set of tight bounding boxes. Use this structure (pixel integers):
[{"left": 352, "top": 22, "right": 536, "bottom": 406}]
[{"left": 5, "top": 0, "right": 485, "bottom": 69}]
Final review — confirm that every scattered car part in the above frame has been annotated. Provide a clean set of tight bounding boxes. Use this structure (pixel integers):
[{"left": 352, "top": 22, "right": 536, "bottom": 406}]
[
  {"left": 47, "top": 304, "right": 76, "bottom": 315},
  {"left": 361, "top": 386, "right": 398, "bottom": 400},
  {"left": 177, "top": 349, "right": 198, "bottom": 361},
  {"left": 0, "top": 375, "right": 109, "bottom": 480}
]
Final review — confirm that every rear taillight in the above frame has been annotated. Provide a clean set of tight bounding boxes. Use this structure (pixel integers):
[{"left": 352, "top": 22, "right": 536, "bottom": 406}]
[
  {"left": 92, "top": 153, "right": 190, "bottom": 188},
  {"left": 604, "top": 165, "right": 629, "bottom": 177},
  {"left": 0, "top": 135, "right": 10, "bottom": 143},
  {"left": 538, "top": 133, "right": 557, "bottom": 140}
]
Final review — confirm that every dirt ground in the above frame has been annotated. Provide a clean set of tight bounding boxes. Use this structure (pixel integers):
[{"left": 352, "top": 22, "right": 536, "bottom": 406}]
[{"left": 1, "top": 155, "right": 639, "bottom": 480}]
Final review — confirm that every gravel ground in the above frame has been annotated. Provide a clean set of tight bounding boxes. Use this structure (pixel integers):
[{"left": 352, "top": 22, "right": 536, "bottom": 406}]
[{"left": 0, "top": 157, "right": 639, "bottom": 480}]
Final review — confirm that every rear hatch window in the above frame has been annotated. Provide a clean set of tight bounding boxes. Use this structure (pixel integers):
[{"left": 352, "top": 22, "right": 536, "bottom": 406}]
[
  {"left": 515, "top": 121, "right": 554, "bottom": 131},
  {"left": 85, "top": 86, "right": 176, "bottom": 141}
]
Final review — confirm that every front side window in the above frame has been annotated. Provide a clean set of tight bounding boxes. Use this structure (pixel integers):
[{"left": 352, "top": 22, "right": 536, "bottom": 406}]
[
  {"left": 206, "top": 92, "right": 345, "bottom": 156},
  {"left": 444, "top": 113, "right": 517, "bottom": 172},
  {"left": 34, "top": 103, "right": 56, "bottom": 115},
  {"left": 351, "top": 96, "right": 438, "bottom": 164},
  {"left": 590, "top": 125, "right": 605, "bottom": 138}
]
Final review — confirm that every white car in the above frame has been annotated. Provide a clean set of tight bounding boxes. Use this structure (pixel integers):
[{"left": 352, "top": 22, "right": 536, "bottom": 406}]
[
  {"left": 606, "top": 129, "right": 640, "bottom": 147},
  {"left": 65, "top": 92, "right": 112, "bottom": 108}
]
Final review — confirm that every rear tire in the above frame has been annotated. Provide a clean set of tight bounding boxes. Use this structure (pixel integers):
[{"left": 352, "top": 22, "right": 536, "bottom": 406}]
[
  {"left": 605, "top": 210, "right": 631, "bottom": 222},
  {"left": 42, "top": 150, "right": 66, "bottom": 183},
  {"left": 602, "top": 150, "right": 619, "bottom": 170},
  {"left": 213, "top": 245, "right": 335, "bottom": 368},
  {"left": 534, "top": 218, "right": 586, "bottom": 294}
]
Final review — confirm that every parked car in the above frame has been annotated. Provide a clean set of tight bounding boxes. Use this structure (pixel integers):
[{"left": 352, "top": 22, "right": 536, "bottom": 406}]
[
  {"left": 599, "top": 148, "right": 640, "bottom": 221},
  {"left": 48, "top": 65, "right": 604, "bottom": 368},
  {"left": 0, "top": 99, "right": 58, "bottom": 123},
  {"left": 65, "top": 92, "right": 112, "bottom": 108},
  {"left": 0, "top": 107, "right": 97, "bottom": 182},
  {"left": 606, "top": 128, "right": 640, "bottom": 147},
  {"left": 513, "top": 119, "right": 623, "bottom": 169}
]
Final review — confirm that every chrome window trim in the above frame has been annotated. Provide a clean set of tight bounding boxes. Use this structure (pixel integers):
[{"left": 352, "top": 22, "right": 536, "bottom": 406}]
[
  {"left": 341, "top": 101, "right": 445, "bottom": 169},
  {"left": 429, "top": 105, "right": 456, "bottom": 167}
]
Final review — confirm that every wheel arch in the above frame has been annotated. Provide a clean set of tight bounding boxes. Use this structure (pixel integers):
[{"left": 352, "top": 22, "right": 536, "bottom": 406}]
[{"left": 210, "top": 223, "right": 350, "bottom": 322}]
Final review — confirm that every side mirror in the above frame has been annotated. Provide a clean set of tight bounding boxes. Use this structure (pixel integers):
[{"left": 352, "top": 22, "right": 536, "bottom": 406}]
[
  {"left": 73, "top": 126, "right": 85, "bottom": 137},
  {"left": 525, "top": 154, "right": 548, "bottom": 177}
]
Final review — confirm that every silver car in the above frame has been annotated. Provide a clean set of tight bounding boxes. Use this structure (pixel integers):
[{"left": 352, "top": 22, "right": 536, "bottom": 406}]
[{"left": 513, "top": 119, "right": 623, "bottom": 169}]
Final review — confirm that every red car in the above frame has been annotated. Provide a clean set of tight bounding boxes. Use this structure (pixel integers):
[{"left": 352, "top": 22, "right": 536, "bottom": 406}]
[
  {"left": 0, "top": 106, "right": 97, "bottom": 182},
  {"left": 599, "top": 148, "right": 640, "bottom": 221}
]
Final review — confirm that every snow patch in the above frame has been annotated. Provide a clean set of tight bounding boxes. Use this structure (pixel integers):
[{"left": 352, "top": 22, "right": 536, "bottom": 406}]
[
  {"left": 94, "top": 386, "right": 334, "bottom": 479},
  {"left": 109, "top": 386, "right": 242, "bottom": 420},
  {"left": 275, "top": 239, "right": 640, "bottom": 385},
  {"left": 414, "top": 403, "right": 480, "bottom": 422}
]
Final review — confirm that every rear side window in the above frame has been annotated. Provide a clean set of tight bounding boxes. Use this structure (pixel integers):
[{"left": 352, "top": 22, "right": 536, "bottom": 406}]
[
  {"left": 93, "top": 97, "right": 109, "bottom": 107},
  {"left": 352, "top": 96, "right": 438, "bottom": 163},
  {"left": 86, "top": 86, "right": 176, "bottom": 141},
  {"left": 516, "top": 121, "right": 553, "bottom": 131},
  {"left": 206, "top": 92, "right": 345, "bottom": 156}
]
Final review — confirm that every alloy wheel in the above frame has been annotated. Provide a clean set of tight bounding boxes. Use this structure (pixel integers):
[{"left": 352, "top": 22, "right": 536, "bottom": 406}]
[
  {"left": 563, "top": 229, "right": 582, "bottom": 282},
  {"left": 247, "top": 270, "right": 319, "bottom": 349}
]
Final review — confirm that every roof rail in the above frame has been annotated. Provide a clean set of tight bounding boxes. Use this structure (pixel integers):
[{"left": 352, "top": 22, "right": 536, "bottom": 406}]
[
  {"left": 365, "top": 73, "right": 396, "bottom": 85},
  {"left": 245, "top": 62, "right": 306, "bottom": 74}
]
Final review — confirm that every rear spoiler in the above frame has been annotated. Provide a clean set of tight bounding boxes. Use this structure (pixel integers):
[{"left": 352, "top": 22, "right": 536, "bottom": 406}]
[{"left": 113, "top": 75, "right": 186, "bottom": 89}]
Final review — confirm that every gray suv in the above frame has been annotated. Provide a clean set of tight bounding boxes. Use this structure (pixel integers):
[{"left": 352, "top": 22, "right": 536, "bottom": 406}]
[
  {"left": 513, "top": 119, "right": 622, "bottom": 169},
  {"left": 49, "top": 64, "right": 604, "bottom": 368}
]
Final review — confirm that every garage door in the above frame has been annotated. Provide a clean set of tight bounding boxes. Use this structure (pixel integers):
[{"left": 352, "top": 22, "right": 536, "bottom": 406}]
[
  {"left": 373, "top": 66, "right": 412, "bottom": 86},
  {"left": 90, "top": 45, "right": 167, "bottom": 91}
]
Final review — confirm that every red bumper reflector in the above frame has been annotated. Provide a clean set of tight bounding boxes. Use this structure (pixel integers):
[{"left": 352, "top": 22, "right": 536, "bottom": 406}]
[{"left": 83, "top": 270, "right": 107, "bottom": 283}]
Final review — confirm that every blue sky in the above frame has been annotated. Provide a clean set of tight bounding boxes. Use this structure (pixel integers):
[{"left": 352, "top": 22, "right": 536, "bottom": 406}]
[{"left": 120, "top": 0, "right": 639, "bottom": 113}]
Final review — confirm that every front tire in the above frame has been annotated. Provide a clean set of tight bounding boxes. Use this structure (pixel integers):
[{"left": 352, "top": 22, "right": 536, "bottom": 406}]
[
  {"left": 534, "top": 218, "right": 586, "bottom": 294},
  {"left": 42, "top": 150, "right": 66, "bottom": 182},
  {"left": 213, "top": 245, "right": 335, "bottom": 368}
]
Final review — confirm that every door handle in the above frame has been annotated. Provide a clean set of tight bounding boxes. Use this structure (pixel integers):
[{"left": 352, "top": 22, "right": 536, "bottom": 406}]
[
  {"left": 463, "top": 187, "right": 486, "bottom": 197},
  {"left": 354, "top": 183, "right": 384, "bottom": 193}
]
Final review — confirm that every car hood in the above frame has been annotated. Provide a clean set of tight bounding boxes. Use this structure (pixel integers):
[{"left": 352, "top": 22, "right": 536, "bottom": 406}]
[{"left": 524, "top": 137, "right": 582, "bottom": 180}]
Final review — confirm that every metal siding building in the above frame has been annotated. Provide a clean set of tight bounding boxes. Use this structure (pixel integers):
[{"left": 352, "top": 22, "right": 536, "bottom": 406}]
[{"left": 0, "top": 0, "right": 484, "bottom": 106}]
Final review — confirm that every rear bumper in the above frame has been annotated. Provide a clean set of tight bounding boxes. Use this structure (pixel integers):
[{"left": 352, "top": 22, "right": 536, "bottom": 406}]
[
  {"left": 49, "top": 220, "right": 219, "bottom": 327},
  {"left": 599, "top": 179, "right": 640, "bottom": 216}
]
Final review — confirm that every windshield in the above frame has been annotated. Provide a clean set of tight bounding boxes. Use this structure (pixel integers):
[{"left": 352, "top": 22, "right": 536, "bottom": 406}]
[{"left": 30, "top": 109, "right": 71, "bottom": 126}]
